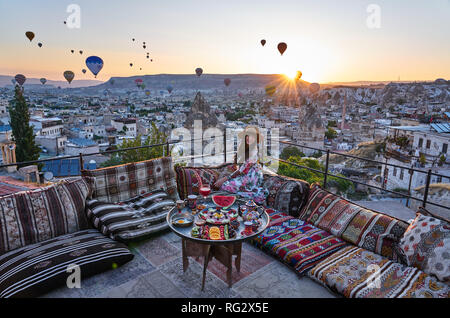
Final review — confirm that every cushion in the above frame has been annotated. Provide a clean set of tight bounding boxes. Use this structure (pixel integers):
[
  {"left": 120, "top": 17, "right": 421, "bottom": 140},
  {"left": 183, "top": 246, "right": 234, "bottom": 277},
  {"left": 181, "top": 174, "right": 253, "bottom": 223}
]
[
  {"left": 263, "top": 175, "right": 309, "bottom": 217},
  {"left": 398, "top": 213, "right": 449, "bottom": 284},
  {"left": 0, "top": 177, "right": 93, "bottom": 255},
  {"left": 298, "top": 183, "right": 409, "bottom": 260},
  {"left": 309, "top": 246, "right": 449, "bottom": 298},
  {"left": 253, "top": 211, "right": 347, "bottom": 276},
  {"left": 82, "top": 157, "right": 178, "bottom": 204},
  {"left": 175, "top": 163, "right": 237, "bottom": 199},
  {"left": 86, "top": 189, "right": 175, "bottom": 241},
  {"left": 0, "top": 229, "right": 133, "bottom": 298}
]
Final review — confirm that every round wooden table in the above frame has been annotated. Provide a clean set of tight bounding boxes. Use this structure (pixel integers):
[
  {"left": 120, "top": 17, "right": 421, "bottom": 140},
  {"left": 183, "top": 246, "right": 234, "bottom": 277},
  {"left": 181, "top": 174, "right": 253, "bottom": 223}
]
[{"left": 166, "top": 199, "right": 269, "bottom": 290}]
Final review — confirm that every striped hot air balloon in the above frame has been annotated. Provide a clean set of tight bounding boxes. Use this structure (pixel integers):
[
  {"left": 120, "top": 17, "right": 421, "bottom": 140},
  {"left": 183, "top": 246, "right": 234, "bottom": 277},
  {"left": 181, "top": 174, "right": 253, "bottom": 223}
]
[{"left": 14, "top": 74, "right": 26, "bottom": 86}]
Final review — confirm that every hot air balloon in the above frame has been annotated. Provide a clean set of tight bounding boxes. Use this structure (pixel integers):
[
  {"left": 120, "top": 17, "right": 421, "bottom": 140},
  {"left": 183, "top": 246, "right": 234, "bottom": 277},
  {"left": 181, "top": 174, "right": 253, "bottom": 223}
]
[
  {"left": 38, "top": 42, "right": 42, "bottom": 48},
  {"left": 58, "top": 86, "right": 61, "bottom": 89},
  {"left": 295, "top": 71, "right": 302, "bottom": 81},
  {"left": 135, "top": 79, "right": 143, "bottom": 85},
  {"left": 130, "top": 63, "right": 133, "bottom": 67},
  {"left": 224, "top": 78, "right": 231, "bottom": 87},
  {"left": 85, "top": 56, "right": 104, "bottom": 78},
  {"left": 277, "top": 42, "right": 287, "bottom": 55},
  {"left": 141, "top": 83, "right": 146, "bottom": 90},
  {"left": 40, "top": 78, "right": 46, "bottom": 85},
  {"left": 140, "top": 68, "right": 142, "bottom": 70},
  {"left": 260, "top": 39, "right": 266, "bottom": 46},
  {"left": 132, "top": 38, "right": 135, "bottom": 41},
  {"left": 265, "top": 85, "right": 276, "bottom": 96},
  {"left": 195, "top": 68, "right": 203, "bottom": 77},
  {"left": 82, "top": 69, "right": 87, "bottom": 74},
  {"left": 63, "top": 21, "right": 66, "bottom": 25},
  {"left": 15, "top": 74, "right": 26, "bottom": 86},
  {"left": 167, "top": 85, "right": 173, "bottom": 93},
  {"left": 79, "top": 50, "right": 83, "bottom": 55},
  {"left": 63, "top": 71, "right": 75, "bottom": 84},
  {"left": 309, "top": 83, "right": 320, "bottom": 94},
  {"left": 145, "top": 90, "right": 150, "bottom": 96},
  {"left": 25, "top": 31, "right": 35, "bottom": 42},
  {"left": 71, "top": 50, "right": 74, "bottom": 53},
  {"left": 143, "top": 45, "right": 146, "bottom": 49}
]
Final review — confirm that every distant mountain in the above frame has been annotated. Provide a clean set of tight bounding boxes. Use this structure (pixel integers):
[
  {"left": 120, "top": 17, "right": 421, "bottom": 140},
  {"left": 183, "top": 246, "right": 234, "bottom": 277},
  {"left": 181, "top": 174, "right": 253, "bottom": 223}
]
[
  {"left": 0, "top": 75, "right": 102, "bottom": 88},
  {"left": 78, "top": 74, "right": 293, "bottom": 92}
]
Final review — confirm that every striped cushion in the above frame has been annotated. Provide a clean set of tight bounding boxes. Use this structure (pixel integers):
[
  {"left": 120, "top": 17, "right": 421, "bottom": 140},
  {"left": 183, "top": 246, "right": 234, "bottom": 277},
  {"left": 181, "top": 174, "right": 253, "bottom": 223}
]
[
  {"left": 299, "top": 183, "right": 409, "bottom": 261},
  {"left": 86, "top": 189, "right": 175, "bottom": 241},
  {"left": 82, "top": 157, "right": 178, "bottom": 204},
  {"left": 308, "top": 246, "right": 450, "bottom": 298},
  {"left": 0, "top": 229, "right": 133, "bottom": 298},
  {"left": 263, "top": 175, "right": 310, "bottom": 217},
  {"left": 0, "top": 177, "right": 93, "bottom": 255}
]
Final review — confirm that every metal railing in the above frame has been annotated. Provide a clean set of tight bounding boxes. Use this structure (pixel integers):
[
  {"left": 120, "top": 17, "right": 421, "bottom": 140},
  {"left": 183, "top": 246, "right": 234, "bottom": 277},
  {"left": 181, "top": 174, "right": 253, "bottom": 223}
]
[
  {"left": 0, "top": 132, "right": 449, "bottom": 212},
  {"left": 275, "top": 140, "right": 450, "bottom": 211}
]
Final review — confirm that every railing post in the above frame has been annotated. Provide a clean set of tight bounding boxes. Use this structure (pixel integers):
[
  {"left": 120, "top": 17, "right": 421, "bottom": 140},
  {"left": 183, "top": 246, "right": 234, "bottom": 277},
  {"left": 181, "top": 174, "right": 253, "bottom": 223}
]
[
  {"left": 166, "top": 141, "right": 170, "bottom": 157},
  {"left": 79, "top": 153, "right": 84, "bottom": 171},
  {"left": 323, "top": 150, "right": 330, "bottom": 189},
  {"left": 223, "top": 130, "right": 227, "bottom": 164},
  {"left": 406, "top": 167, "right": 413, "bottom": 207},
  {"left": 422, "top": 169, "right": 432, "bottom": 208}
]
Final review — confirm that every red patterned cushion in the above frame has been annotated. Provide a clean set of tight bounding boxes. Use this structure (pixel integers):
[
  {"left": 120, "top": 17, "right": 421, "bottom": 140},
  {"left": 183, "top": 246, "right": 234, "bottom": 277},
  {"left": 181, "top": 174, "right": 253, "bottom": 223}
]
[
  {"left": 253, "top": 211, "right": 347, "bottom": 276},
  {"left": 299, "top": 183, "right": 409, "bottom": 260},
  {"left": 175, "top": 163, "right": 237, "bottom": 199},
  {"left": 82, "top": 157, "right": 177, "bottom": 203}
]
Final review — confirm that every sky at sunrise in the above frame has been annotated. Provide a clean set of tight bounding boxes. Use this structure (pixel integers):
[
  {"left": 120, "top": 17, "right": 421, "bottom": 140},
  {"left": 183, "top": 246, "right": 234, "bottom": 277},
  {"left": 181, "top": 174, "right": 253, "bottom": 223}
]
[{"left": 0, "top": 0, "right": 449, "bottom": 83}]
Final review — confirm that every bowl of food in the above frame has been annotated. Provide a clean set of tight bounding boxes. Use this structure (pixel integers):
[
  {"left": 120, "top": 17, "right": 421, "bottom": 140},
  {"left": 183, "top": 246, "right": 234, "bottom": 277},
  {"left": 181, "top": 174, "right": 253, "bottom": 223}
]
[{"left": 172, "top": 215, "right": 193, "bottom": 227}]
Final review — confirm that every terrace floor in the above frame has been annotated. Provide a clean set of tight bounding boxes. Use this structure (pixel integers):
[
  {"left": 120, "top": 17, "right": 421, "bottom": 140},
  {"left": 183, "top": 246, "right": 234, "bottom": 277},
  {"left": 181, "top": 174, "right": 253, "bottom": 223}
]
[{"left": 42, "top": 230, "right": 337, "bottom": 298}]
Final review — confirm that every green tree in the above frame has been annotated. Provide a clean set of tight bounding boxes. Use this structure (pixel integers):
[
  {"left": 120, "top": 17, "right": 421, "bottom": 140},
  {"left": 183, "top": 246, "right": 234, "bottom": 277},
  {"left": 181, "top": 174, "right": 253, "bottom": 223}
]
[
  {"left": 101, "top": 122, "right": 168, "bottom": 167},
  {"left": 278, "top": 155, "right": 353, "bottom": 194},
  {"left": 8, "top": 86, "right": 41, "bottom": 166},
  {"left": 325, "top": 127, "right": 338, "bottom": 140},
  {"left": 280, "top": 146, "right": 305, "bottom": 160}
]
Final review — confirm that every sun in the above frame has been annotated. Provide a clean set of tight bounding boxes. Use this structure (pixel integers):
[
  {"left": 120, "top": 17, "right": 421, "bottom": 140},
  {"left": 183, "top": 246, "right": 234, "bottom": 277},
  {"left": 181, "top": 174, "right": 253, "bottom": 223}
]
[{"left": 283, "top": 70, "right": 298, "bottom": 81}]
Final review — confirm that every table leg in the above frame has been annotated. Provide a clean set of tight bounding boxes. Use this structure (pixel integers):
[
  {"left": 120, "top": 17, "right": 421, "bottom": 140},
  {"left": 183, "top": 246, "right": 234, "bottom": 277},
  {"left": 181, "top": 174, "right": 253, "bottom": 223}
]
[
  {"left": 182, "top": 238, "right": 189, "bottom": 272},
  {"left": 234, "top": 242, "right": 242, "bottom": 273},
  {"left": 201, "top": 245, "right": 212, "bottom": 291}
]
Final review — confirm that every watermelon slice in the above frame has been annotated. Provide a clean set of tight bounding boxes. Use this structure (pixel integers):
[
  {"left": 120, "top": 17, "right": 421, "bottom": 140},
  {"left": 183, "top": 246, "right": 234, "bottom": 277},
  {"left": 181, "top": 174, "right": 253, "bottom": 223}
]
[{"left": 212, "top": 195, "right": 236, "bottom": 208}]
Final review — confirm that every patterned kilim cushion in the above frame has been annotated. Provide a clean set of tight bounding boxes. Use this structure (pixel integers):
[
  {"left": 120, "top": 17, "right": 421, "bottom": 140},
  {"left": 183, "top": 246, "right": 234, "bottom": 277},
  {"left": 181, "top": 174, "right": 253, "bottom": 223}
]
[
  {"left": 398, "top": 213, "right": 449, "bottom": 283},
  {"left": 263, "top": 175, "right": 309, "bottom": 217},
  {"left": 0, "top": 177, "right": 93, "bottom": 255},
  {"left": 0, "top": 229, "right": 133, "bottom": 298},
  {"left": 82, "top": 157, "right": 178, "bottom": 204},
  {"left": 308, "top": 246, "right": 450, "bottom": 298},
  {"left": 298, "top": 183, "right": 409, "bottom": 260},
  {"left": 175, "top": 163, "right": 237, "bottom": 199},
  {"left": 253, "top": 210, "right": 348, "bottom": 276},
  {"left": 86, "top": 189, "right": 175, "bottom": 241}
]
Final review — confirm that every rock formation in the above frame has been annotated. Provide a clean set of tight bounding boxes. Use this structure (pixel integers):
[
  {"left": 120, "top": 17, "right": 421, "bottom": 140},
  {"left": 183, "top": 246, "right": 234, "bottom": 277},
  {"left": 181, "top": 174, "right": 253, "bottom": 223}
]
[{"left": 184, "top": 92, "right": 219, "bottom": 129}]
